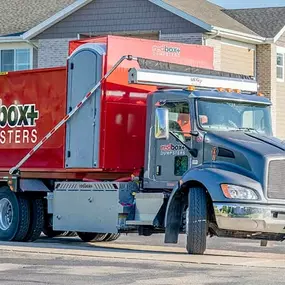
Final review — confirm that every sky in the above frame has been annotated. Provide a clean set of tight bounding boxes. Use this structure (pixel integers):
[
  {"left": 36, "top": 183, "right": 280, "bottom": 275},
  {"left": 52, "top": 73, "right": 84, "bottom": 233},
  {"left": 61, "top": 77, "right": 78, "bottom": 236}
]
[{"left": 209, "top": 0, "right": 285, "bottom": 8}]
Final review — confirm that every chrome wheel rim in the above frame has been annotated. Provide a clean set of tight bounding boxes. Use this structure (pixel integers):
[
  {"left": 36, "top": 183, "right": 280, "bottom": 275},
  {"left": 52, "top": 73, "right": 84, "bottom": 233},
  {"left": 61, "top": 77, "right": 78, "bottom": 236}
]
[{"left": 0, "top": 198, "right": 13, "bottom": 231}]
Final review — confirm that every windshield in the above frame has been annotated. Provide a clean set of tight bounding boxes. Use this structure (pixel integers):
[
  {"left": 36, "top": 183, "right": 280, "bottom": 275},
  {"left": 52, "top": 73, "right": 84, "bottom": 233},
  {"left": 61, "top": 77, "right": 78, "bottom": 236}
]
[{"left": 197, "top": 99, "right": 272, "bottom": 136}]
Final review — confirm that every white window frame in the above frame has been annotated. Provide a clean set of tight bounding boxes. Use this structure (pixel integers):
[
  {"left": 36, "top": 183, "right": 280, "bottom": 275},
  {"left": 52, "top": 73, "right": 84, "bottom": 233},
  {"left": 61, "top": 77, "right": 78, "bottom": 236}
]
[
  {"left": 277, "top": 47, "right": 285, "bottom": 83},
  {"left": 0, "top": 46, "right": 33, "bottom": 72}
]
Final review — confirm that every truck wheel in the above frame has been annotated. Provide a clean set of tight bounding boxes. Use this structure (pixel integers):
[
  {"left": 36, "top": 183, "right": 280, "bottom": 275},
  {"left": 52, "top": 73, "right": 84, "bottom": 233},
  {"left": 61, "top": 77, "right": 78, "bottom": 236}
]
[
  {"left": 24, "top": 198, "right": 44, "bottom": 242},
  {"left": 104, "top": 233, "right": 121, "bottom": 242},
  {"left": 94, "top": 233, "right": 108, "bottom": 241},
  {"left": 43, "top": 227, "right": 63, "bottom": 238},
  {"left": 0, "top": 187, "right": 30, "bottom": 241},
  {"left": 77, "top": 232, "right": 99, "bottom": 242},
  {"left": 62, "top": 231, "right": 77, "bottom": 237},
  {"left": 77, "top": 232, "right": 107, "bottom": 242},
  {"left": 186, "top": 187, "right": 207, "bottom": 255},
  {"left": 43, "top": 215, "right": 63, "bottom": 238}
]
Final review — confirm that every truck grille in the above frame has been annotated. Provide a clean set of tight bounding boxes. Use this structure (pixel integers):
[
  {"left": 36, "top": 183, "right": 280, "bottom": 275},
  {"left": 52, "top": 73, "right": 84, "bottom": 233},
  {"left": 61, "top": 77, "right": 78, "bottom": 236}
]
[{"left": 267, "top": 159, "right": 285, "bottom": 199}]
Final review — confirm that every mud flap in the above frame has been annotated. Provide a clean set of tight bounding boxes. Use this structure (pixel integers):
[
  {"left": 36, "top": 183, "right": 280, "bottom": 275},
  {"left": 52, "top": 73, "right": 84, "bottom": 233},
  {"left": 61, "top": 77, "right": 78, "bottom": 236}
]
[{"left": 164, "top": 195, "right": 183, "bottom": 243}]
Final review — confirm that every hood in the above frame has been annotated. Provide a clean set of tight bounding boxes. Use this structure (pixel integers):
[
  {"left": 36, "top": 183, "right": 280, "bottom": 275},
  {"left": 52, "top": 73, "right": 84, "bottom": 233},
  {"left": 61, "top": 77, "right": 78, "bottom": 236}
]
[
  {"left": 203, "top": 131, "right": 285, "bottom": 185},
  {"left": 245, "top": 132, "right": 285, "bottom": 152},
  {"left": 207, "top": 131, "right": 285, "bottom": 156}
]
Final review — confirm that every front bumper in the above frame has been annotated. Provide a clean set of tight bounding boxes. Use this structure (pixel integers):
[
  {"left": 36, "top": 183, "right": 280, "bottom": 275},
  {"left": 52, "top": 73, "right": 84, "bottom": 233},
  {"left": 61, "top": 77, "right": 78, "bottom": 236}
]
[{"left": 214, "top": 203, "right": 285, "bottom": 233}]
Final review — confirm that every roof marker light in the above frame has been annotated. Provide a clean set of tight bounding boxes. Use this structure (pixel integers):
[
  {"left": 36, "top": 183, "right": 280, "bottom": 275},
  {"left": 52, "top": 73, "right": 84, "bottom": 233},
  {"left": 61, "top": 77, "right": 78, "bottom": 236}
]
[{"left": 187, "top": 85, "right": 196, "bottom": 91}]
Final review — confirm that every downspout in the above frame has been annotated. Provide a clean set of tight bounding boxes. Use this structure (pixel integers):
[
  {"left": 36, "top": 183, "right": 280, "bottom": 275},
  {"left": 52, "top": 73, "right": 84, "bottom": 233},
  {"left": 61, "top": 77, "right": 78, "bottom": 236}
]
[{"left": 203, "top": 29, "right": 220, "bottom": 45}]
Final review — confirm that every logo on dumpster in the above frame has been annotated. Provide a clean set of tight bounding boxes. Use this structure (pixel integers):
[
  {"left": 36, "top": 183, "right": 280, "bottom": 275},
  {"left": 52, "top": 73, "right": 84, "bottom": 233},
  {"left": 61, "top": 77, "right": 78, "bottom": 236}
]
[
  {"left": 0, "top": 104, "right": 39, "bottom": 145},
  {"left": 152, "top": 45, "right": 181, "bottom": 57}
]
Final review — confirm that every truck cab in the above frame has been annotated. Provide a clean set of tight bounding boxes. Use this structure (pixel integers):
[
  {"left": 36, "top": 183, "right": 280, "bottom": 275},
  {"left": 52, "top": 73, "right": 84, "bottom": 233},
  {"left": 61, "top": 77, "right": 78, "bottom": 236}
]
[
  {"left": 145, "top": 88, "right": 273, "bottom": 188},
  {"left": 142, "top": 86, "right": 285, "bottom": 254}
]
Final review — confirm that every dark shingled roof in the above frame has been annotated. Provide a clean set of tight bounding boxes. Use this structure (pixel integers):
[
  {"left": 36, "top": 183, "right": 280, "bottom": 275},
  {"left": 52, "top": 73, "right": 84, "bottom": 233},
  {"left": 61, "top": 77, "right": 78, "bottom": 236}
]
[
  {"left": 223, "top": 7, "right": 285, "bottom": 38},
  {"left": 0, "top": 0, "right": 77, "bottom": 36},
  {"left": 162, "top": 0, "right": 258, "bottom": 35}
]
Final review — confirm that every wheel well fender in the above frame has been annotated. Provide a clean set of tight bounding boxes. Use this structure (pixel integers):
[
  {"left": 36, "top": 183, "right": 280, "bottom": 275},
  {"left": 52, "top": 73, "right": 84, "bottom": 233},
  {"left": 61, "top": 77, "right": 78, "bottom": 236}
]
[
  {"left": 164, "top": 180, "right": 212, "bottom": 244},
  {"left": 164, "top": 180, "right": 213, "bottom": 226},
  {"left": 164, "top": 167, "right": 260, "bottom": 244}
]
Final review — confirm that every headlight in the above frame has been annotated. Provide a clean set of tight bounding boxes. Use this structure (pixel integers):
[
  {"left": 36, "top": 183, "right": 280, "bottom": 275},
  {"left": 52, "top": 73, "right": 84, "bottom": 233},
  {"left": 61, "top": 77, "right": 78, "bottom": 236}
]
[{"left": 221, "top": 184, "right": 258, "bottom": 200}]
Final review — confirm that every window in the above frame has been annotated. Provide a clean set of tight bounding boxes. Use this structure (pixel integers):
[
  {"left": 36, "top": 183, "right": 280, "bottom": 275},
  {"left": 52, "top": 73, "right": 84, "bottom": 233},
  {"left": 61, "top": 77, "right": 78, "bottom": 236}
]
[
  {"left": 243, "top": 109, "right": 265, "bottom": 131},
  {"left": 174, "top": 155, "right": 188, "bottom": 176},
  {"left": 197, "top": 100, "right": 272, "bottom": 136},
  {"left": 163, "top": 101, "right": 191, "bottom": 141},
  {"left": 277, "top": 52, "right": 284, "bottom": 81},
  {"left": 0, "top": 49, "right": 31, "bottom": 72}
]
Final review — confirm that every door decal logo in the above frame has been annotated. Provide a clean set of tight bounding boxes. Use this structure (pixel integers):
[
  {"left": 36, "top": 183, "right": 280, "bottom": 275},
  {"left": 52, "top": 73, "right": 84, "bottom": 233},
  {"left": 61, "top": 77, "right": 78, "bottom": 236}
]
[{"left": 160, "top": 143, "right": 186, "bottom": 155}]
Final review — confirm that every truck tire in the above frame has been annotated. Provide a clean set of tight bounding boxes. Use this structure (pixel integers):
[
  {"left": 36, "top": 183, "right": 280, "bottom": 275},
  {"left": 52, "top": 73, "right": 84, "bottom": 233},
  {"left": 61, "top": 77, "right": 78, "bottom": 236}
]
[
  {"left": 94, "top": 233, "right": 108, "bottom": 241},
  {"left": 62, "top": 231, "right": 77, "bottom": 237},
  {"left": 77, "top": 232, "right": 107, "bottom": 242},
  {"left": 103, "top": 233, "right": 121, "bottom": 242},
  {"left": 24, "top": 198, "right": 44, "bottom": 242},
  {"left": 186, "top": 187, "right": 207, "bottom": 255},
  {"left": 43, "top": 227, "right": 63, "bottom": 238},
  {"left": 43, "top": 215, "right": 63, "bottom": 238},
  {"left": 0, "top": 187, "right": 30, "bottom": 241}
]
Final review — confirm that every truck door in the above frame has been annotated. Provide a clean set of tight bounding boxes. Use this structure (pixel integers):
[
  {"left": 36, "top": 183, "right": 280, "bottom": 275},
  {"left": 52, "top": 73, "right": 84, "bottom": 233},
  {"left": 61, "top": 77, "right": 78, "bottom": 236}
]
[{"left": 154, "top": 101, "right": 193, "bottom": 183}]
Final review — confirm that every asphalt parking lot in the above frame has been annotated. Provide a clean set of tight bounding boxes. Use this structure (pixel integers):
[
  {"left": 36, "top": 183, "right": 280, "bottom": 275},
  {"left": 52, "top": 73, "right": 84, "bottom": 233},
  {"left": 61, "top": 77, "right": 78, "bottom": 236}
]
[{"left": 0, "top": 234, "right": 285, "bottom": 284}]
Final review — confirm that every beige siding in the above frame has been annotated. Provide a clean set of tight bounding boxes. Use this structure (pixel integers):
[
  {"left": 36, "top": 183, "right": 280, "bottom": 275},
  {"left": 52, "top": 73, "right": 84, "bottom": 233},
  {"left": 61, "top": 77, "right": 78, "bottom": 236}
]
[
  {"left": 274, "top": 30, "right": 285, "bottom": 139},
  {"left": 221, "top": 43, "right": 255, "bottom": 76},
  {"left": 205, "top": 37, "right": 221, "bottom": 70},
  {"left": 276, "top": 81, "right": 285, "bottom": 139},
  {"left": 276, "top": 31, "right": 285, "bottom": 139}
]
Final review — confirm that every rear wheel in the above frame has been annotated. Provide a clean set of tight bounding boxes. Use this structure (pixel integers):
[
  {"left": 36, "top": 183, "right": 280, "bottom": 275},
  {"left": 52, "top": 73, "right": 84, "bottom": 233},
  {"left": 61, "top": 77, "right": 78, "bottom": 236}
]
[
  {"left": 43, "top": 214, "right": 63, "bottom": 238},
  {"left": 77, "top": 232, "right": 108, "bottom": 242},
  {"left": 24, "top": 198, "right": 44, "bottom": 242},
  {"left": 186, "top": 187, "right": 208, "bottom": 255},
  {"left": 0, "top": 187, "right": 30, "bottom": 241},
  {"left": 94, "top": 233, "right": 108, "bottom": 241},
  {"left": 62, "top": 231, "right": 77, "bottom": 237},
  {"left": 77, "top": 232, "right": 99, "bottom": 242},
  {"left": 103, "top": 233, "right": 121, "bottom": 242}
]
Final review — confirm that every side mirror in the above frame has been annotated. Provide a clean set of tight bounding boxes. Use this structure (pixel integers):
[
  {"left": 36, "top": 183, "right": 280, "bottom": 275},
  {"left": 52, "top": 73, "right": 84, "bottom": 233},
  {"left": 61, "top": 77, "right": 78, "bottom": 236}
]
[
  {"left": 155, "top": 108, "right": 169, "bottom": 140},
  {"left": 199, "top": 115, "right": 208, "bottom": 125}
]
